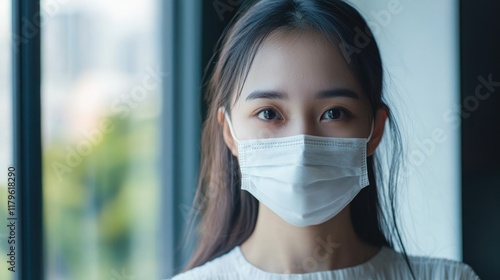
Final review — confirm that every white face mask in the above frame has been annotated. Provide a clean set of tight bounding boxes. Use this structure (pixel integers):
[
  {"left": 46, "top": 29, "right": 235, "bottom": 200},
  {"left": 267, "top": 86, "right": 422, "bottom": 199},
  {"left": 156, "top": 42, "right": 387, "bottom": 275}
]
[{"left": 224, "top": 110, "right": 373, "bottom": 227}]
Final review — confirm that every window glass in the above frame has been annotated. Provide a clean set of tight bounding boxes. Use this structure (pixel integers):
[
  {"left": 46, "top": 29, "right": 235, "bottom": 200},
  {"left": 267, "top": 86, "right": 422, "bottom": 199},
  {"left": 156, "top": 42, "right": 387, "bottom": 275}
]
[{"left": 41, "top": 1, "right": 162, "bottom": 279}]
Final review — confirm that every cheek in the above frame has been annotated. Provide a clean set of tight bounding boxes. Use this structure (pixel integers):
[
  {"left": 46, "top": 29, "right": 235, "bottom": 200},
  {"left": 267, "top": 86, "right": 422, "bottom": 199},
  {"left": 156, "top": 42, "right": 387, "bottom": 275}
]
[
  {"left": 351, "top": 120, "right": 371, "bottom": 138},
  {"left": 322, "top": 122, "right": 367, "bottom": 138},
  {"left": 348, "top": 102, "right": 374, "bottom": 137},
  {"left": 252, "top": 125, "right": 280, "bottom": 139},
  {"left": 235, "top": 119, "right": 279, "bottom": 140}
]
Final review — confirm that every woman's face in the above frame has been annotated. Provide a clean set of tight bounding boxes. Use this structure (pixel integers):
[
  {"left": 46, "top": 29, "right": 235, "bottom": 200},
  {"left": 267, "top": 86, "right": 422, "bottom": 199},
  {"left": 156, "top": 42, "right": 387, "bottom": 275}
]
[{"left": 220, "top": 29, "right": 383, "bottom": 156}]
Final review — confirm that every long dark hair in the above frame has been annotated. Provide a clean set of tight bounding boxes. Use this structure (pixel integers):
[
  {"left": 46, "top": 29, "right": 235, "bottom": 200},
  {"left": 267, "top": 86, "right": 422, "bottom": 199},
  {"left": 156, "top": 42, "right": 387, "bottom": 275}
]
[{"left": 184, "top": 0, "right": 413, "bottom": 275}]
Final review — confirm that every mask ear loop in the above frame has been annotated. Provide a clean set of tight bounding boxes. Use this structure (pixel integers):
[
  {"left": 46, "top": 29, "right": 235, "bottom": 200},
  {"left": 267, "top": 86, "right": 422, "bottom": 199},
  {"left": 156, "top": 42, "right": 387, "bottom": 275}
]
[
  {"left": 223, "top": 107, "right": 240, "bottom": 143},
  {"left": 366, "top": 121, "right": 375, "bottom": 143}
]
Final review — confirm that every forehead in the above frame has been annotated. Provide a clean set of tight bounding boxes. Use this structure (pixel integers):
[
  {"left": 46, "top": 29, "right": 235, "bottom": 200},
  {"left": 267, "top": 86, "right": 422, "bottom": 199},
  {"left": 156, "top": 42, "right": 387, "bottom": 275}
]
[{"left": 236, "top": 29, "right": 364, "bottom": 102}]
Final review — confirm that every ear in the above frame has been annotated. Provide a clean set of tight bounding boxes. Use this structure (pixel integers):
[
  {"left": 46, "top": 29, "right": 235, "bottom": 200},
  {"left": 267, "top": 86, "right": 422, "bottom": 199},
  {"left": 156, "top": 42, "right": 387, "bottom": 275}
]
[
  {"left": 367, "top": 107, "right": 388, "bottom": 156},
  {"left": 217, "top": 107, "right": 239, "bottom": 157}
]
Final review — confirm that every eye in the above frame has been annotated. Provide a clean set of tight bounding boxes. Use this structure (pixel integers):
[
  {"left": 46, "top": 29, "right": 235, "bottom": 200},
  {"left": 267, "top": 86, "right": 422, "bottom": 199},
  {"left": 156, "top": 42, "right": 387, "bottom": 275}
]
[
  {"left": 256, "top": 108, "right": 281, "bottom": 121},
  {"left": 321, "top": 107, "right": 350, "bottom": 121}
]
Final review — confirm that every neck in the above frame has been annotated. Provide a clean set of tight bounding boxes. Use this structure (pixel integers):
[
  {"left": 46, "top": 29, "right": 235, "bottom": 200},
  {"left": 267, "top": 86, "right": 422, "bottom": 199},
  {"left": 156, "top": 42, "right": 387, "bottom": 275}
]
[{"left": 239, "top": 203, "right": 380, "bottom": 274}]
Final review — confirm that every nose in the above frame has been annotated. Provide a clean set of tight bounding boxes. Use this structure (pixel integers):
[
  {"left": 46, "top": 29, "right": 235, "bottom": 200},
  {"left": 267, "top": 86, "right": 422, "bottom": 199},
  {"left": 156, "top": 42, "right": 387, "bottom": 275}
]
[{"left": 288, "top": 115, "right": 320, "bottom": 137}]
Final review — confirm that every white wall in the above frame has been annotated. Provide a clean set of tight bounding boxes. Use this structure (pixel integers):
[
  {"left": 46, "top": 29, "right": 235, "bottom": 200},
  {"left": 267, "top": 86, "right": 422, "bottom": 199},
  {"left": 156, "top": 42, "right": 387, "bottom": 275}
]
[{"left": 348, "top": 0, "right": 461, "bottom": 260}]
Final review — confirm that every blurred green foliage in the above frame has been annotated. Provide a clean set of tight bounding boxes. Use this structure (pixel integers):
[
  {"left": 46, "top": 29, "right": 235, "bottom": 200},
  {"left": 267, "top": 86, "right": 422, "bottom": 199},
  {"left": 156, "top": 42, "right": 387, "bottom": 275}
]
[{"left": 42, "top": 113, "right": 160, "bottom": 280}]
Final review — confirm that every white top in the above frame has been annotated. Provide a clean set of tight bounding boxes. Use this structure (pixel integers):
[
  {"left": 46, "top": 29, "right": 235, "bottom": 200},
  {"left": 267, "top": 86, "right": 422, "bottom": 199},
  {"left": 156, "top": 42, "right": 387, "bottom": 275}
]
[{"left": 170, "top": 246, "right": 479, "bottom": 280}]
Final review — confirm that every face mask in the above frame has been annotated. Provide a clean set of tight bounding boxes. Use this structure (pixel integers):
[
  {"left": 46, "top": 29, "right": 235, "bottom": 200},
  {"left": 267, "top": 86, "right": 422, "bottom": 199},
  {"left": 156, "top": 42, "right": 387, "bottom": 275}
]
[{"left": 223, "top": 109, "right": 373, "bottom": 227}]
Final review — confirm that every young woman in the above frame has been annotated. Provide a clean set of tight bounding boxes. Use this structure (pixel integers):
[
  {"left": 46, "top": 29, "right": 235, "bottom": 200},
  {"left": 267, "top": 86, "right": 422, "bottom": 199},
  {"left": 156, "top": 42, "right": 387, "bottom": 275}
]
[{"left": 171, "top": 0, "right": 479, "bottom": 279}]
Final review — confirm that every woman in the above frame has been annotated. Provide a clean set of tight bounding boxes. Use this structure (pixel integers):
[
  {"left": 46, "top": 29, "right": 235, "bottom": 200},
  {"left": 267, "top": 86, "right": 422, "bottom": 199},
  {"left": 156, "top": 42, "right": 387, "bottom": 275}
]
[{"left": 171, "top": 0, "right": 479, "bottom": 279}]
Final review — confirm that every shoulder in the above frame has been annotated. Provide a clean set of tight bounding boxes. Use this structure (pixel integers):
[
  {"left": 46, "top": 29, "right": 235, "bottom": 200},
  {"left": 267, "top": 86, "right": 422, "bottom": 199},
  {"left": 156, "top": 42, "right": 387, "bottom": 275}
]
[
  {"left": 408, "top": 255, "right": 480, "bottom": 280},
  {"left": 378, "top": 247, "right": 480, "bottom": 280},
  {"left": 169, "top": 247, "right": 243, "bottom": 280}
]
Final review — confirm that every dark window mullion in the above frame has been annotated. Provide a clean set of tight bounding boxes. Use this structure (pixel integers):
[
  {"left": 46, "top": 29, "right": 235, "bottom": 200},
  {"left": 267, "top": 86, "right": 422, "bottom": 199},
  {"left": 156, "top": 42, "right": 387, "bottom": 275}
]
[
  {"left": 13, "top": 0, "right": 43, "bottom": 279},
  {"left": 160, "top": 0, "right": 202, "bottom": 278}
]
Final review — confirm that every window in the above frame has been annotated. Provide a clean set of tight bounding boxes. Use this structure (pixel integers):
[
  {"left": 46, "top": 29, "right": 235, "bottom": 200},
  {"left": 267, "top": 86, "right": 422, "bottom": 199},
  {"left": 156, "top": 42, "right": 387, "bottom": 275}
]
[
  {"left": 41, "top": 0, "right": 162, "bottom": 279},
  {"left": 5, "top": 0, "right": 201, "bottom": 279}
]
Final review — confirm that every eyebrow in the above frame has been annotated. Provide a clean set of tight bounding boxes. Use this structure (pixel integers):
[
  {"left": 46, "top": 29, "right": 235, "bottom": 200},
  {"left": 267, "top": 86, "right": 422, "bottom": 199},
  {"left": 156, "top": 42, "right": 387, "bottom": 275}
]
[
  {"left": 245, "top": 88, "right": 359, "bottom": 101},
  {"left": 246, "top": 90, "right": 288, "bottom": 100}
]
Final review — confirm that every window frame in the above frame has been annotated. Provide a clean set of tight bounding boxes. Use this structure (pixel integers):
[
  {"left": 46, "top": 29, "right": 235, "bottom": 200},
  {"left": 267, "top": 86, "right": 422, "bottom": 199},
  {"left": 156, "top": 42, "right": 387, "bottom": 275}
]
[
  {"left": 13, "top": 0, "right": 43, "bottom": 279},
  {"left": 160, "top": 0, "right": 202, "bottom": 277},
  {"left": 12, "top": 0, "right": 203, "bottom": 279}
]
